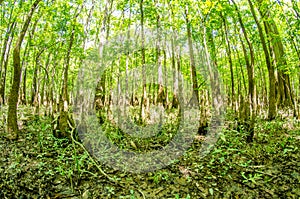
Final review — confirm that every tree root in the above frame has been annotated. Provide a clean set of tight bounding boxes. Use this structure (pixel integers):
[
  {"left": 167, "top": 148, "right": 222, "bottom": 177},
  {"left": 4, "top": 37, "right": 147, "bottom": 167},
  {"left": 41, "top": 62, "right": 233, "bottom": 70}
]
[
  {"left": 68, "top": 121, "right": 146, "bottom": 198},
  {"left": 69, "top": 123, "right": 116, "bottom": 183}
]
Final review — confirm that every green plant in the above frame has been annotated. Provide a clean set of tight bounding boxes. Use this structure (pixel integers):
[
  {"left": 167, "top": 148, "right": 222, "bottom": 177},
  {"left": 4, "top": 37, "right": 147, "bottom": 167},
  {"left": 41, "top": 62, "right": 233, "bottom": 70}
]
[
  {"left": 175, "top": 194, "right": 191, "bottom": 199},
  {"left": 152, "top": 171, "right": 169, "bottom": 184},
  {"left": 105, "top": 186, "right": 115, "bottom": 196},
  {"left": 130, "top": 189, "right": 135, "bottom": 199},
  {"left": 241, "top": 172, "right": 262, "bottom": 183}
]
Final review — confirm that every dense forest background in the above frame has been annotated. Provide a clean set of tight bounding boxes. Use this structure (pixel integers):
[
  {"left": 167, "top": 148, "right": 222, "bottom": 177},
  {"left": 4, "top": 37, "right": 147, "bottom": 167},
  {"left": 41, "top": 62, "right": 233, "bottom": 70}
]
[
  {"left": 1, "top": 0, "right": 300, "bottom": 138},
  {"left": 0, "top": 0, "right": 300, "bottom": 198}
]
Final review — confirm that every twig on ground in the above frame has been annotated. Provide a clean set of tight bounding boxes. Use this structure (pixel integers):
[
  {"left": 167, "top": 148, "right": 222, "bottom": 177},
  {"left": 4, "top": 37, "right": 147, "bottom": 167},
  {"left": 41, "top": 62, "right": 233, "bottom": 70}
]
[
  {"left": 137, "top": 189, "right": 146, "bottom": 199},
  {"left": 69, "top": 122, "right": 117, "bottom": 184}
]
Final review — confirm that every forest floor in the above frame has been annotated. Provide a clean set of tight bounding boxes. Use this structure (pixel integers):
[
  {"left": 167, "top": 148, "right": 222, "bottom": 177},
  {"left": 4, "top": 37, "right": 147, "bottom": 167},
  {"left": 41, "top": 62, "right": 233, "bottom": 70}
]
[{"left": 0, "top": 106, "right": 300, "bottom": 199}]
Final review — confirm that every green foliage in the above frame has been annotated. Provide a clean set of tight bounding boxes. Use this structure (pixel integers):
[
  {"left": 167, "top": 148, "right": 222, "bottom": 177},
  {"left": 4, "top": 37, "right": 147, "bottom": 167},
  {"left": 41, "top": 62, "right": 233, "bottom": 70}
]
[
  {"left": 151, "top": 171, "right": 170, "bottom": 184},
  {"left": 1, "top": 0, "right": 300, "bottom": 197},
  {"left": 0, "top": 110, "right": 299, "bottom": 197}
]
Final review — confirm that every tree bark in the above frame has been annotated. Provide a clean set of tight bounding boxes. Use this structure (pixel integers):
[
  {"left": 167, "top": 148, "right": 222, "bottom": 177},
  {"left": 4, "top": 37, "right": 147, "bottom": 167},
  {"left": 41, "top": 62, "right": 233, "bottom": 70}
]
[
  {"left": 222, "top": 14, "right": 235, "bottom": 111},
  {"left": 6, "top": 0, "right": 41, "bottom": 139},
  {"left": 202, "top": 23, "right": 222, "bottom": 135},
  {"left": 139, "top": 0, "right": 148, "bottom": 123},
  {"left": 57, "top": 2, "right": 85, "bottom": 138},
  {"left": 0, "top": 21, "right": 15, "bottom": 105},
  {"left": 185, "top": 5, "right": 199, "bottom": 106},
  {"left": 156, "top": 3, "right": 164, "bottom": 106},
  {"left": 248, "top": 0, "right": 276, "bottom": 120},
  {"left": 231, "top": 0, "right": 256, "bottom": 141},
  {"left": 257, "top": 1, "right": 294, "bottom": 110},
  {"left": 94, "top": 0, "right": 112, "bottom": 124}
]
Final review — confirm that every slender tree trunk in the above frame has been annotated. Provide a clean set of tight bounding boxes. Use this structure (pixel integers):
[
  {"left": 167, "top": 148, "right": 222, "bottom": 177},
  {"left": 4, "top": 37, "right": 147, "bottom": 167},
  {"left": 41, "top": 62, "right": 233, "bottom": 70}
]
[
  {"left": 171, "top": 34, "right": 179, "bottom": 109},
  {"left": 139, "top": 0, "right": 147, "bottom": 123},
  {"left": 94, "top": 0, "right": 112, "bottom": 124},
  {"left": 0, "top": 23, "right": 15, "bottom": 105},
  {"left": 248, "top": 0, "right": 276, "bottom": 120},
  {"left": 156, "top": 3, "right": 164, "bottom": 106},
  {"left": 125, "top": 2, "right": 131, "bottom": 107},
  {"left": 0, "top": 15, "right": 15, "bottom": 105},
  {"left": 20, "top": 68, "right": 27, "bottom": 105},
  {"left": 185, "top": 6, "right": 199, "bottom": 106},
  {"left": 232, "top": 0, "right": 256, "bottom": 141},
  {"left": 74, "top": 0, "right": 94, "bottom": 114},
  {"left": 168, "top": 3, "right": 179, "bottom": 109},
  {"left": 258, "top": 2, "right": 294, "bottom": 111},
  {"left": 20, "top": 41, "right": 29, "bottom": 105},
  {"left": 57, "top": 2, "right": 85, "bottom": 137},
  {"left": 49, "top": 54, "right": 57, "bottom": 117},
  {"left": 57, "top": 28, "right": 75, "bottom": 137},
  {"left": 202, "top": 23, "right": 222, "bottom": 135},
  {"left": 6, "top": 0, "right": 41, "bottom": 139},
  {"left": 222, "top": 14, "right": 235, "bottom": 111},
  {"left": 163, "top": 43, "right": 168, "bottom": 108}
]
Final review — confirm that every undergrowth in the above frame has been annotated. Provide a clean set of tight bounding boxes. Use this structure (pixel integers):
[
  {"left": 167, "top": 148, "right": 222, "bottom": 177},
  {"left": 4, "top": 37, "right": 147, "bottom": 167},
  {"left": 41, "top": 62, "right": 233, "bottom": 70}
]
[{"left": 0, "top": 108, "right": 299, "bottom": 198}]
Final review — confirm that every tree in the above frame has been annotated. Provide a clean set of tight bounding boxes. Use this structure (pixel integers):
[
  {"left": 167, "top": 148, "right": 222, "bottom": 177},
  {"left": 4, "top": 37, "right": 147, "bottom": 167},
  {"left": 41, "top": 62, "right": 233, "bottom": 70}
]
[
  {"left": 139, "top": 0, "right": 147, "bottom": 123},
  {"left": 2, "top": 0, "right": 299, "bottom": 143},
  {"left": 231, "top": 0, "right": 256, "bottom": 142},
  {"left": 57, "top": 2, "right": 85, "bottom": 138},
  {"left": 248, "top": 0, "right": 277, "bottom": 120},
  {"left": 221, "top": 13, "right": 235, "bottom": 111},
  {"left": 0, "top": 19, "right": 15, "bottom": 105},
  {"left": 257, "top": 0, "right": 294, "bottom": 111},
  {"left": 0, "top": 2, "right": 16, "bottom": 105},
  {"left": 6, "top": 0, "right": 41, "bottom": 139}
]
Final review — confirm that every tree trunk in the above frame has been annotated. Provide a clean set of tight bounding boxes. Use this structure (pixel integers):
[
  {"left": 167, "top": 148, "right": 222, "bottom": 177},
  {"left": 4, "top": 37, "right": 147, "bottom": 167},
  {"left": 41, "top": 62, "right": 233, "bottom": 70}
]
[
  {"left": 171, "top": 34, "right": 179, "bottom": 109},
  {"left": 232, "top": 0, "right": 256, "bottom": 142},
  {"left": 168, "top": 4, "right": 179, "bottom": 109},
  {"left": 156, "top": 4, "right": 164, "bottom": 106},
  {"left": 40, "top": 52, "right": 51, "bottom": 110},
  {"left": 139, "top": 0, "right": 148, "bottom": 124},
  {"left": 222, "top": 14, "right": 235, "bottom": 111},
  {"left": 20, "top": 67, "right": 27, "bottom": 105},
  {"left": 202, "top": 24, "right": 222, "bottom": 135},
  {"left": 57, "top": 2, "right": 84, "bottom": 138},
  {"left": 94, "top": 0, "right": 112, "bottom": 124},
  {"left": 248, "top": 0, "right": 276, "bottom": 120},
  {"left": 258, "top": 2, "right": 294, "bottom": 111},
  {"left": 19, "top": 40, "right": 29, "bottom": 105},
  {"left": 0, "top": 22, "right": 15, "bottom": 105},
  {"left": 6, "top": 0, "right": 41, "bottom": 139},
  {"left": 0, "top": 13, "right": 16, "bottom": 105},
  {"left": 185, "top": 5, "right": 199, "bottom": 106}
]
